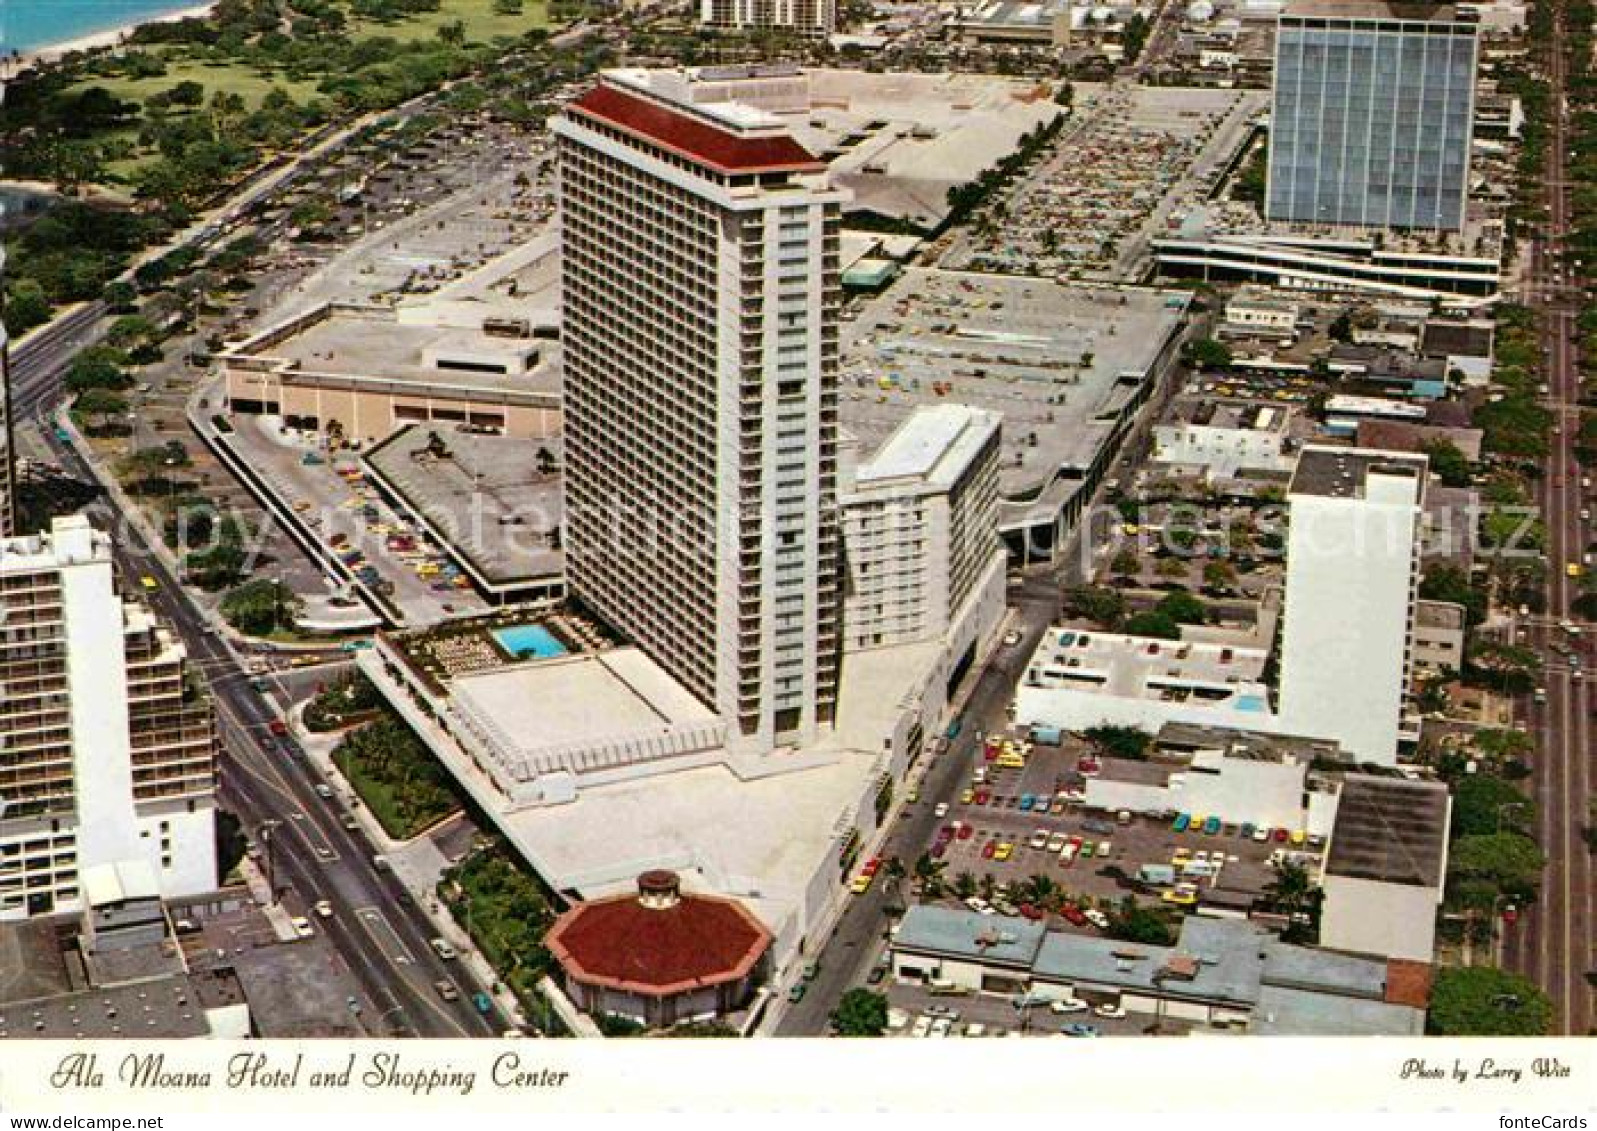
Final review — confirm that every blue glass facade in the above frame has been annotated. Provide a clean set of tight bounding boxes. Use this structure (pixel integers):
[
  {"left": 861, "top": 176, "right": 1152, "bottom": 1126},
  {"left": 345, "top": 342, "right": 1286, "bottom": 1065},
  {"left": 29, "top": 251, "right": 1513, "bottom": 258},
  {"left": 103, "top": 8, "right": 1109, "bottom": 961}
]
[{"left": 1267, "top": 14, "right": 1478, "bottom": 231}]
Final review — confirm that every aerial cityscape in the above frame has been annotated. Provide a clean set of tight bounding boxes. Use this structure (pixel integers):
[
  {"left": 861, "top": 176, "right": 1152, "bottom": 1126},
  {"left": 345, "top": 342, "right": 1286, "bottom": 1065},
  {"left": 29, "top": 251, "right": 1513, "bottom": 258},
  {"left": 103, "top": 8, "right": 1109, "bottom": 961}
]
[{"left": 0, "top": 0, "right": 1593, "bottom": 1060}]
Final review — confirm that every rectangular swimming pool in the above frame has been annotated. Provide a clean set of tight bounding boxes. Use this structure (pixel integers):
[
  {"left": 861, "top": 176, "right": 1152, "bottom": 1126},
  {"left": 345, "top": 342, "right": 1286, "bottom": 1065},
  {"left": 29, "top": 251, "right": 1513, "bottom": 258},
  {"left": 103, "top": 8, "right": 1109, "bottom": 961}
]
[{"left": 492, "top": 624, "right": 568, "bottom": 660}]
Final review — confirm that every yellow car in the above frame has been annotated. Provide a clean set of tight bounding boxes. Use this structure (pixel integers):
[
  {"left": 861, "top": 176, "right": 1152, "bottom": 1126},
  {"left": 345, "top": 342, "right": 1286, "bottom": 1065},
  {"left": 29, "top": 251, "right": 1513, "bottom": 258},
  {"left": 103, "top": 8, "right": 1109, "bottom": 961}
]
[
  {"left": 1172, "top": 848, "right": 1192, "bottom": 865},
  {"left": 994, "top": 842, "right": 1014, "bottom": 862},
  {"left": 996, "top": 754, "right": 1026, "bottom": 769},
  {"left": 1289, "top": 830, "right": 1306, "bottom": 846},
  {"left": 849, "top": 874, "right": 872, "bottom": 895},
  {"left": 139, "top": 575, "right": 159, "bottom": 592},
  {"left": 960, "top": 788, "right": 975, "bottom": 804},
  {"left": 1162, "top": 888, "right": 1197, "bottom": 907},
  {"left": 1567, "top": 562, "right": 1584, "bottom": 579}
]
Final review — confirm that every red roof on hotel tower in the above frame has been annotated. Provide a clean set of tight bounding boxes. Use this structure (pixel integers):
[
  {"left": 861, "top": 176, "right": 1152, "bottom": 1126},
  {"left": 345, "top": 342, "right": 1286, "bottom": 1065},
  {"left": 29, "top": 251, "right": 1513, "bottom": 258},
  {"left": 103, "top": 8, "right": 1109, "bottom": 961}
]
[{"left": 568, "top": 82, "right": 824, "bottom": 175}]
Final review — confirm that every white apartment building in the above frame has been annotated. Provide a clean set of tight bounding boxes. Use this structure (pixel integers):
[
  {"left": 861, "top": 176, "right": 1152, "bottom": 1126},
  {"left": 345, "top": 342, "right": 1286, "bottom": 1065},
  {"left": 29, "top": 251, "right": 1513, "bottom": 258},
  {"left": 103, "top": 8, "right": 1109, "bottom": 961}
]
[
  {"left": 0, "top": 516, "right": 217, "bottom": 919},
  {"left": 1223, "top": 287, "right": 1300, "bottom": 335},
  {"left": 556, "top": 70, "right": 846, "bottom": 753},
  {"left": 700, "top": 0, "right": 837, "bottom": 36},
  {"left": 840, "top": 405, "right": 1004, "bottom": 651},
  {"left": 1277, "top": 447, "right": 1427, "bottom": 764}
]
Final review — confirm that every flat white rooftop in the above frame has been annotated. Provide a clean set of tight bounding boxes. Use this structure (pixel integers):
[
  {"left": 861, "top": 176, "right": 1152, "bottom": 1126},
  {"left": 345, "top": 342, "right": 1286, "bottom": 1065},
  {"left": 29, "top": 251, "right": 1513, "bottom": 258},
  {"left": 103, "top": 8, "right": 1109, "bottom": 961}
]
[
  {"left": 855, "top": 404, "right": 998, "bottom": 488},
  {"left": 495, "top": 754, "right": 879, "bottom": 948},
  {"left": 1024, "top": 626, "right": 1270, "bottom": 701},
  {"left": 452, "top": 648, "right": 715, "bottom": 753}
]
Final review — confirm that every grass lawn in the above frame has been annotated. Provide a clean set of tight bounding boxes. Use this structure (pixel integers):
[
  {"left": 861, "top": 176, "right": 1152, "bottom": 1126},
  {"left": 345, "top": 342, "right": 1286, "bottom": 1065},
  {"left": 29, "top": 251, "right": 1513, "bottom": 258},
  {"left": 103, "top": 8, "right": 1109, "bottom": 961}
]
[
  {"left": 72, "top": 60, "right": 322, "bottom": 111},
  {"left": 344, "top": 0, "right": 551, "bottom": 45}
]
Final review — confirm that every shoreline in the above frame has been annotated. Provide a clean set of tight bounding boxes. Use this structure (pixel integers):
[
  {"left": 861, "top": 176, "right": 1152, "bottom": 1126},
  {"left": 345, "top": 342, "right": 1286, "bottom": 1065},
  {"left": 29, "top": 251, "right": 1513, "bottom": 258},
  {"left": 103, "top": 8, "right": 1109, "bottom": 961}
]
[{"left": 6, "top": 4, "right": 218, "bottom": 73}]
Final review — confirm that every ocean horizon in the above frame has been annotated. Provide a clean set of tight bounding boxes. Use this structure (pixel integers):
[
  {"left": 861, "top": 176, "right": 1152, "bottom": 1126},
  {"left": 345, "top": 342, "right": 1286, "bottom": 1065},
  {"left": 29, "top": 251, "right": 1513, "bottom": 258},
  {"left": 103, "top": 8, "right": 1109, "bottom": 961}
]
[{"left": 0, "top": 1, "right": 205, "bottom": 55}]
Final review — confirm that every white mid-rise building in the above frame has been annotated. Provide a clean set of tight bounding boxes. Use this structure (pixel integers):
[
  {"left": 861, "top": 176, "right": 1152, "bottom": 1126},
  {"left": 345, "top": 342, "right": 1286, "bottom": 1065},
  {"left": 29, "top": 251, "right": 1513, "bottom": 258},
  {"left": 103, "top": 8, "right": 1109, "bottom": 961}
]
[
  {"left": 700, "top": 0, "right": 837, "bottom": 36},
  {"left": 0, "top": 516, "right": 218, "bottom": 919},
  {"left": 556, "top": 70, "right": 846, "bottom": 753},
  {"left": 840, "top": 405, "right": 1004, "bottom": 652},
  {"left": 1277, "top": 447, "right": 1427, "bottom": 764}
]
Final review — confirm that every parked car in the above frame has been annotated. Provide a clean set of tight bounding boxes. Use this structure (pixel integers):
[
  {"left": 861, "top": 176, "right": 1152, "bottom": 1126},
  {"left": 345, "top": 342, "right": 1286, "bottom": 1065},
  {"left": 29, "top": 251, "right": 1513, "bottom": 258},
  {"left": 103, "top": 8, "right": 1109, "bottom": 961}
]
[
  {"left": 434, "top": 980, "right": 460, "bottom": 1003},
  {"left": 1050, "top": 997, "right": 1090, "bottom": 1014},
  {"left": 1095, "top": 1003, "right": 1128, "bottom": 1019},
  {"left": 289, "top": 916, "right": 314, "bottom": 939},
  {"left": 1061, "top": 1023, "right": 1101, "bottom": 1037}
]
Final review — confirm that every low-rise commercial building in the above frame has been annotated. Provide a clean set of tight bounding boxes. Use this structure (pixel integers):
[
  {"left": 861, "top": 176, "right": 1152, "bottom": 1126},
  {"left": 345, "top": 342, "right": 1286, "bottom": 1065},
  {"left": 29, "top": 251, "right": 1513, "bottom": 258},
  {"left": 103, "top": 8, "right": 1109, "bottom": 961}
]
[
  {"left": 547, "top": 870, "right": 771, "bottom": 1028},
  {"left": 1152, "top": 398, "right": 1295, "bottom": 479},
  {"left": 1318, "top": 775, "right": 1450, "bottom": 963},
  {"left": 889, "top": 907, "right": 1427, "bottom": 1034},
  {"left": 221, "top": 304, "right": 561, "bottom": 446}
]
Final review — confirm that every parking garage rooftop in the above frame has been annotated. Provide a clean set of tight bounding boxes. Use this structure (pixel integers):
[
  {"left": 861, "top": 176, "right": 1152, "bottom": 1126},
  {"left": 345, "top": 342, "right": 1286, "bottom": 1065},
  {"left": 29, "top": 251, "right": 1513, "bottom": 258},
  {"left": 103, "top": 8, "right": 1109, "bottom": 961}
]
[
  {"left": 364, "top": 423, "right": 563, "bottom": 591},
  {"left": 841, "top": 270, "right": 1189, "bottom": 527},
  {"left": 224, "top": 303, "right": 561, "bottom": 402}
]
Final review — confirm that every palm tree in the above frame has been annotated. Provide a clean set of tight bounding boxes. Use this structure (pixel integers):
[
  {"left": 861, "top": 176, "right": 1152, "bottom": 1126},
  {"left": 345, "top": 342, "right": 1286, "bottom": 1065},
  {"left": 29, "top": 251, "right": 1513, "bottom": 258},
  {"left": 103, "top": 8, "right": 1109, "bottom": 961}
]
[
  {"left": 978, "top": 872, "right": 998, "bottom": 901},
  {"left": 1266, "top": 860, "right": 1318, "bottom": 941},
  {"left": 953, "top": 871, "right": 978, "bottom": 900}
]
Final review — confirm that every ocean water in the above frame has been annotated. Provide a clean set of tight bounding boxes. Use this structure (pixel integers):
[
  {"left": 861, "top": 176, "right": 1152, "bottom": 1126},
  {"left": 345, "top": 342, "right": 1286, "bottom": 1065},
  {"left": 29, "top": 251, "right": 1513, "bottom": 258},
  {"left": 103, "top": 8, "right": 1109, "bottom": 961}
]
[{"left": 0, "top": 1, "right": 203, "bottom": 54}]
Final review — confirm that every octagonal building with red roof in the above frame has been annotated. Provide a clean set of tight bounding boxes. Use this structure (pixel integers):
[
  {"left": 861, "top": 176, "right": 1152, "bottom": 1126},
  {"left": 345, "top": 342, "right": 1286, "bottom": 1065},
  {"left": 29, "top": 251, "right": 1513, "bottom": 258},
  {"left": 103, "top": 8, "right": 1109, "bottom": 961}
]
[{"left": 546, "top": 871, "right": 772, "bottom": 1028}]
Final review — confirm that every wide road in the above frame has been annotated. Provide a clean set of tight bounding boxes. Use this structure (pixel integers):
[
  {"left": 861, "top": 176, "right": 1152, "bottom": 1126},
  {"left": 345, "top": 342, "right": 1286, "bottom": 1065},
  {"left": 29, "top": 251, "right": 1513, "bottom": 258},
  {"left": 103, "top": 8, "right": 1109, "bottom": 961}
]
[
  {"left": 1500, "top": 3, "right": 1595, "bottom": 1037},
  {"left": 33, "top": 404, "right": 505, "bottom": 1038}
]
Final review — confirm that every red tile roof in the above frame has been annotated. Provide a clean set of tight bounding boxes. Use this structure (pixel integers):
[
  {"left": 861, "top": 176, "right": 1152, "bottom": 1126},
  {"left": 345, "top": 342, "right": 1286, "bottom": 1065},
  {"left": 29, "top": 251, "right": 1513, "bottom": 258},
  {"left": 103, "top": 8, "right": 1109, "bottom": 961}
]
[
  {"left": 546, "top": 890, "right": 772, "bottom": 997},
  {"left": 569, "top": 82, "right": 824, "bottom": 175},
  {"left": 1384, "top": 959, "right": 1434, "bottom": 1009}
]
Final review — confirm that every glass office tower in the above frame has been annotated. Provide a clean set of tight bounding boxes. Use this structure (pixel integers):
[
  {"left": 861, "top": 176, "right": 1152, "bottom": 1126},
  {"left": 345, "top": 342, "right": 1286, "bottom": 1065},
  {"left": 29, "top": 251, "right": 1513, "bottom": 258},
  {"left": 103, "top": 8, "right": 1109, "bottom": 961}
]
[{"left": 1267, "top": 4, "right": 1478, "bottom": 231}]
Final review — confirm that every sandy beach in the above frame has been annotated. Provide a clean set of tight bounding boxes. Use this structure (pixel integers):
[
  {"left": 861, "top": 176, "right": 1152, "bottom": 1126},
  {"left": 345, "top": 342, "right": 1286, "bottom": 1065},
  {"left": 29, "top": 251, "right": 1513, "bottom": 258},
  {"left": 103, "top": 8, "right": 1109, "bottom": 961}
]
[{"left": 8, "top": 3, "right": 218, "bottom": 73}]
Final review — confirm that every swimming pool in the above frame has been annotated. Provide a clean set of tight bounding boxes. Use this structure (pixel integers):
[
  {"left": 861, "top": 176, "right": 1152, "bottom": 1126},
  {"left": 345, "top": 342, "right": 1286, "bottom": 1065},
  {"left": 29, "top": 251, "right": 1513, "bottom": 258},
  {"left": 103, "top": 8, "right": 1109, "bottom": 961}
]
[
  {"left": 1233, "top": 694, "right": 1268, "bottom": 712},
  {"left": 492, "top": 624, "right": 569, "bottom": 660}
]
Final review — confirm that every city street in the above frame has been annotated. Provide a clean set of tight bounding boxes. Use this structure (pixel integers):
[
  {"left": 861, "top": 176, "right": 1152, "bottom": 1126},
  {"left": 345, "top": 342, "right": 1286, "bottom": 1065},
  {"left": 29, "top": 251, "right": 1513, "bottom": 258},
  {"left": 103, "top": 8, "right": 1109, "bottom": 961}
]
[{"left": 1500, "top": 5, "right": 1595, "bottom": 1036}]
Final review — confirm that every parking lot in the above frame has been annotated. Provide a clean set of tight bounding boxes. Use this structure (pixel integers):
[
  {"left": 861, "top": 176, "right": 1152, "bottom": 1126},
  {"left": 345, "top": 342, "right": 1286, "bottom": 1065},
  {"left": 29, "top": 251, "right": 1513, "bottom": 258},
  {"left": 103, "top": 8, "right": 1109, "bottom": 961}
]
[
  {"left": 926, "top": 737, "right": 1313, "bottom": 920},
  {"left": 880, "top": 979, "right": 1188, "bottom": 1039}
]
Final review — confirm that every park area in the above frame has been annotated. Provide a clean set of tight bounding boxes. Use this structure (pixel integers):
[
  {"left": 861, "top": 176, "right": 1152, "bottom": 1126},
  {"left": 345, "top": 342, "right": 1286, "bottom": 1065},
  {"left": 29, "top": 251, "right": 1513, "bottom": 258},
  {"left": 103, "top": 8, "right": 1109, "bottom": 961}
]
[{"left": 330, "top": 708, "right": 463, "bottom": 839}]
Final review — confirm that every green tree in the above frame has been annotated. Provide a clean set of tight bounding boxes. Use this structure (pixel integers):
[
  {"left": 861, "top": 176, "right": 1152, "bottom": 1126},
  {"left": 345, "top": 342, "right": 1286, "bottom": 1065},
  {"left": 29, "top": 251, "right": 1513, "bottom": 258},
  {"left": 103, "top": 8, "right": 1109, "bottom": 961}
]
[
  {"left": 1110, "top": 547, "right": 1141, "bottom": 578},
  {"left": 64, "top": 347, "right": 131, "bottom": 393},
  {"left": 1446, "top": 832, "right": 1544, "bottom": 910},
  {"left": 1084, "top": 725, "right": 1152, "bottom": 760},
  {"left": 1450, "top": 776, "right": 1534, "bottom": 839},
  {"left": 73, "top": 388, "right": 129, "bottom": 433},
  {"left": 1062, "top": 585, "right": 1126, "bottom": 628},
  {"left": 1202, "top": 559, "right": 1237, "bottom": 593},
  {"left": 1123, "top": 610, "right": 1181, "bottom": 639},
  {"left": 219, "top": 578, "right": 300, "bottom": 635},
  {"left": 3, "top": 279, "right": 53, "bottom": 336},
  {"left": 1427, "top": 967, "right": 1553, "bottom": 1036},
  {"left": 1109, "top": 904, "right": 1175, "bottom": 946},
  {"left": 830, "top": 988, "right": 889, "bottom": 1036},
  {"left": 1422, "top": 438, "right": 1474, "bottom": 487},
  {"left": 1265, "top": 860, "right": 1320, "bottom": 942},
  {"left": 1185, "top": 337, "right": 1232, "bottom": 370},
  {"left": 1418, "top": 563, "right": 1487, "bottom": 627},
  {"left": 1155, "top": 589, "right": 1207, "bottom": 625}
]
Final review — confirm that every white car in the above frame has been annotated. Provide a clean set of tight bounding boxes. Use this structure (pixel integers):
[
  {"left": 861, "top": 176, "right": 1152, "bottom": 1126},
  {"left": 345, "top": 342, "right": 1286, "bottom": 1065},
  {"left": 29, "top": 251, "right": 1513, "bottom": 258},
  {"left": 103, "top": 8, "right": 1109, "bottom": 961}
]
[
  {"left": 1003, "top": 631, "right": 1022, "bottom": 646},
  {"left": 929, "top": 1017, "right": 954, "bottom": 1038},
  {"left": 933, "top": 802, "right": 950, "bottom": 818},
  {"left": 1251, "top": 826, "right": 1271, "bottom": 842},
  {"left": 1050, "top": 997, "right": 1090, "bottom": 1015},
  {"left": 910, "top": 1016, "right": 934, "bottom": 1038},
  {"left": 965, "top": 896, "right": 990, "bottom": 914},
  {"left": 1083, "top": 908, "right": 1110, "bottom": 930},
  {"left": 313, "top": 900, "right": 333, "bottom": 918},
  {"left": 1095, "top": 1003, "right": 1128, "bottom": 1020},
  {"left": 289, "top": 916, "right": 315, "bottom": 939}
]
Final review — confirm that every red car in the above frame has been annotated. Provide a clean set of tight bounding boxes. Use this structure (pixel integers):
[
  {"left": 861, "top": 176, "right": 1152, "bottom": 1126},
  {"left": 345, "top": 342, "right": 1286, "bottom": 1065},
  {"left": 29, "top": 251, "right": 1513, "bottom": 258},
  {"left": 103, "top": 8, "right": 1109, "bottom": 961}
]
[
  {"left": 982, "top": 841, "right": 997, "bottom": 859},
  {"left": 974, "top": 790, "right": 990, "bottom": 805},
  {"left": 862, "top": 857, "right": 881, "bottom": 877},
  {"left": 1018, "top": 903, "right": 1043, "bottom": 921},
  {"left": 1273, "top": 828, "right": 1290, "bottom": 843},
  {"left": 957, "top": 825, "right": 974, "bottom": 840},
  {"left": 1062, "top": 905, "right": 1088, "bottom": 927}
]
